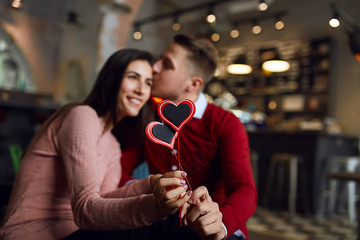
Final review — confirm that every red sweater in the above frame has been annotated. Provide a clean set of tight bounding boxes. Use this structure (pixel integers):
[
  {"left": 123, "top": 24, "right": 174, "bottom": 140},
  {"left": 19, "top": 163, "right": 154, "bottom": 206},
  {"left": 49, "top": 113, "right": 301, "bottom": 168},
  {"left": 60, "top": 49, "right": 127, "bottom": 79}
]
[{"left": 121, "top": 103, "right": 258, "bottom": 238}]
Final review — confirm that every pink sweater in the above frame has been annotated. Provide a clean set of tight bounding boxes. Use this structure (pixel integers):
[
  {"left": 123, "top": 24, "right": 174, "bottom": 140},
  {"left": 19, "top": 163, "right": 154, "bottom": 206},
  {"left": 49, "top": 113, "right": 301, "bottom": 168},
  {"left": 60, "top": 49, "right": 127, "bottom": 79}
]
[{"left": 1, "top": 105, "right": 162, "bottom": 240}]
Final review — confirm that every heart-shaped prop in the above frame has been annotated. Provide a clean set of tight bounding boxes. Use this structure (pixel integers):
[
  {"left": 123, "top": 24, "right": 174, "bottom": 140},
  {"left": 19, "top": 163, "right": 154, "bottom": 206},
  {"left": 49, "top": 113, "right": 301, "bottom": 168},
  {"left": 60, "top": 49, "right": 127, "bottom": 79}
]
[
  {"left": 146, "top": 121, "right": 178, "bottom": 149},
  {"left": 158, "top": 99, "right": 196, "bottom": 132}
]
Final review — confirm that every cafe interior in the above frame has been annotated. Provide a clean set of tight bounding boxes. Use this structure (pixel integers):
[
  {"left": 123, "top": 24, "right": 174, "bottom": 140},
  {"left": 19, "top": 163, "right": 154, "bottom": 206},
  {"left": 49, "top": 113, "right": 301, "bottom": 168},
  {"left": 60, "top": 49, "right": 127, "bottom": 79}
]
[{"left": 0, "top": 0, "right": 359, "bottom": 239}]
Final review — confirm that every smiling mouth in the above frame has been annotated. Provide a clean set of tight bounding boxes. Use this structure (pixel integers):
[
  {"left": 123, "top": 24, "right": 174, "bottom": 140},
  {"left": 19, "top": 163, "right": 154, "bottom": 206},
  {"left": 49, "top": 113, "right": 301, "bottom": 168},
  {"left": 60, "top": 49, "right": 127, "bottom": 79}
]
[{"left": 128, "top": 97, "right": 142, "bottom": 105}]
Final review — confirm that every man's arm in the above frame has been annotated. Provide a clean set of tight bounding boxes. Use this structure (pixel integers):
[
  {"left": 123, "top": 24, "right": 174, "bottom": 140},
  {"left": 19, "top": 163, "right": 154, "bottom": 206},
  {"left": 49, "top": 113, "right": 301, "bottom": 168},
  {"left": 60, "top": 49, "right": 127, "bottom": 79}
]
[{"left": 218, "top": 113, "right": 258, "bottom": 236}]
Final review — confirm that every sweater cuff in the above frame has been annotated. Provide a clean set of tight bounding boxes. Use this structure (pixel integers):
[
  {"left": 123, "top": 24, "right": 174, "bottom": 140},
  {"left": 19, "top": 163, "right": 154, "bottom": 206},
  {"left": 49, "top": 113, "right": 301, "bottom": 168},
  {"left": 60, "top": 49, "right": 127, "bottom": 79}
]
[{"left": 138, "top": 194, "right": 166, "bottom": 225}]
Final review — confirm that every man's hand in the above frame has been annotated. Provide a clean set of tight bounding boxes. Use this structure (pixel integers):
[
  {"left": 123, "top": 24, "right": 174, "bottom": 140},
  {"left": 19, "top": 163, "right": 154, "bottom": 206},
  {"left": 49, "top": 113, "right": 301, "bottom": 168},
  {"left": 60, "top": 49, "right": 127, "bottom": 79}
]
[
  {"left": 152, "top": 171, "right": 191, "bottom": 217},
  {"left": 182, "top": 186, "right": 226, "bottom": 240}
]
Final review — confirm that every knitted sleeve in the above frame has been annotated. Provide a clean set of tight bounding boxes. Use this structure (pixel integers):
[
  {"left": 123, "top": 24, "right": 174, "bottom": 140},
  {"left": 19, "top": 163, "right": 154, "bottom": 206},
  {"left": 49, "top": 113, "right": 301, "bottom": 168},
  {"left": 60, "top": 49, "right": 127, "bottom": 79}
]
[
  {"left": 218, "top": 112, "right": 258, "bottom": 236},
  {"left": 58, "top": 106, "right": 162, "bottom": 230}
]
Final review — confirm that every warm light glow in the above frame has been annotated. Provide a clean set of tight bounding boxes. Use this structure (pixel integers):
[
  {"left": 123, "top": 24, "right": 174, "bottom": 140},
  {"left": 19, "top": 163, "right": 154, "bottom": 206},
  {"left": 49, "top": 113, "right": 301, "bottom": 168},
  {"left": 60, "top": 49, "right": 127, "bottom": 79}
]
[
  {"left": 355, "top": 53, "right": 360, "bottom": 62},
  {"left": 262, "top": 60, "right": 290, "bottom": 72},
  {"left": 252, "top": 25, "right": 262, "bottom": 34},
  {"left": 230, "top": 29, "right": 240, "bottom": 38},
  {"left": 172, "top": 22, "right": 181, "bottom": 31},
  {"left": 257, "top": 2, "right": 268, "bottom": 11},
  {"left": 12, "top": 0, "right": 23, "bottom": 9},
  {"left": 275, "top": 20, "right": 285, "bottom": 30},
  {"left": 227, "top": 64, "right": 252, "bottom": 75},
  {"left": 152, "top": 97, "right": 163, "bottom": 104},
  {"left": 268, "top": 100, "right": 277, "bottom": 110},
  {"left": 211, "top": 33, "right": 220, "bottom": 42},
  {"left": 329, "top": 18, "right": 340, "bottom": 28},
  {"left": 133, "top": 31, "right": 142, "bottom": 40},
  {"left": 206, "top": 14, "right": 216, "bottom": 24}
]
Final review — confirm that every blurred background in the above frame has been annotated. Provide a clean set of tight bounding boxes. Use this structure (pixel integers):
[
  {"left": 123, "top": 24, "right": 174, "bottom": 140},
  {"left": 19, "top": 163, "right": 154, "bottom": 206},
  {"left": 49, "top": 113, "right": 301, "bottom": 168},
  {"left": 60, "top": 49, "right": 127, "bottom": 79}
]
[{"left": 0, "top": 0, "right": 359, "bottom": 239}]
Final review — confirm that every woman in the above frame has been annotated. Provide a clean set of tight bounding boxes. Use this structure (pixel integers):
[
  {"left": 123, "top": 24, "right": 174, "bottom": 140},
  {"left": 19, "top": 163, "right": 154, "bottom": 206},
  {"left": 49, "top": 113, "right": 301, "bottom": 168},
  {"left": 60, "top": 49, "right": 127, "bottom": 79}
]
[{"left": 0, "top": 49, "right": 190, "bottom": 240}]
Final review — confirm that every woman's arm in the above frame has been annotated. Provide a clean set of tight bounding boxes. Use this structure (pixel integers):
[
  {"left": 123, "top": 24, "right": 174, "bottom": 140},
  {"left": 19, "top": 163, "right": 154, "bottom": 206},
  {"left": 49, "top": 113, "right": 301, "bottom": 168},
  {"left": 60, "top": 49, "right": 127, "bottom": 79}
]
[{"left": 58, "top": 106, "right": 163, "bottom": 230}]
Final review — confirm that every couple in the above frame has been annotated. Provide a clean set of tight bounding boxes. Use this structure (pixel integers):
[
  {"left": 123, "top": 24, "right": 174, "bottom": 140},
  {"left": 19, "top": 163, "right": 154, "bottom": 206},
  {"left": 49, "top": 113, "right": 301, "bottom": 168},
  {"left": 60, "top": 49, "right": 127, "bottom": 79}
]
[{"left": 1, "top": 35, "right": 257, "bottom": 240}]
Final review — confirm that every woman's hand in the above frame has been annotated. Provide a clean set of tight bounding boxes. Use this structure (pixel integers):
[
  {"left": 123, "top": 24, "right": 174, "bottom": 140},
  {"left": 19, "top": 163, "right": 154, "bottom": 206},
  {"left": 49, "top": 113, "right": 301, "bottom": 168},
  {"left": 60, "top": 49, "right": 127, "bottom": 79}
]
[
  {"left": 150, "top": 174, "right": 162, "bottom": 190},
  {"left": 152, "top": 171, "right": 191, "bottom": 217}
]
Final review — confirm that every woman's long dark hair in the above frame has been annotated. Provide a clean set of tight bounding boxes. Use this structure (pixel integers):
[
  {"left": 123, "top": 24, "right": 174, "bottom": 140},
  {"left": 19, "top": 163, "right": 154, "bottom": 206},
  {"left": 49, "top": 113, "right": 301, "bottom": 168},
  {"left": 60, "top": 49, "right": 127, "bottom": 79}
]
[
  {"left": 84, "top": 48, "right": 154, "bottom": 148},
  {"left": 84, "top": 49, "right": 153, "bottom": 126}
]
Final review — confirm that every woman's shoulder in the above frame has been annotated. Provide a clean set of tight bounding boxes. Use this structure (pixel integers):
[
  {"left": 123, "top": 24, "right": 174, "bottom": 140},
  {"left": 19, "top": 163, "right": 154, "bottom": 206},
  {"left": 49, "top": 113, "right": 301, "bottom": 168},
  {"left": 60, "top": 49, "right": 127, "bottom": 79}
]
[
  {"left": 57, "top": 104, "right": 100, "bottom": 128},
  {"left": 63, "top": 104, "right": 98, "bottom": 119}
]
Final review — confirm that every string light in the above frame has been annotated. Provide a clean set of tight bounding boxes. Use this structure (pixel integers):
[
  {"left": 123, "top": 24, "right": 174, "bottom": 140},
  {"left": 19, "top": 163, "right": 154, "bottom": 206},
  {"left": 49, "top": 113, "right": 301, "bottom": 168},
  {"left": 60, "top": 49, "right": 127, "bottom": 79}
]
[
  {"left": 211, "top": 33, "right": 220, "bottom": 42},
  {"left": 132, "top": 3, "right": 289, "bottom": 41},
  {"left": 329, "top": 12, "right": 340, "bottom": 28},
  {"left": 11, "top": 0, "right": 23, "bottom": 9},
  {"left": 172, "top": 22, "right": 181, "bottom": 31},
  {"left": 172, "top": 14, "right": 181, "bottom": 31},
  {"left": 275, "top": 19, "right": 285, "bottom": 30},
  {"left": 251, "top": 20, "right": 262, "bottom": 35},
  {"left": 206, "top": 4, "right": 216, "bottom": 24},
  {"left": 133, "top": 24, "right": 142, "bottom": 40},
  {"left": 230, "top": 29, "right": 240, "bottom": 39},
  {"left": 257, "top": 0, "right": 268, "bottom": 12},
  {"left": 206, "top": 13, "right": 216, "bottom": 24}
]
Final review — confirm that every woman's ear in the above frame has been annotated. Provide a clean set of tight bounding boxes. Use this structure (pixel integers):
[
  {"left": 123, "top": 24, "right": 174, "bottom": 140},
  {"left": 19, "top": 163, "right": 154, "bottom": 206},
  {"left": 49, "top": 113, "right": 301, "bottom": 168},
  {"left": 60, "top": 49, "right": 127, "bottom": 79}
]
[{"left": 185, "top": 76, "right": 203, "bottom": 92}]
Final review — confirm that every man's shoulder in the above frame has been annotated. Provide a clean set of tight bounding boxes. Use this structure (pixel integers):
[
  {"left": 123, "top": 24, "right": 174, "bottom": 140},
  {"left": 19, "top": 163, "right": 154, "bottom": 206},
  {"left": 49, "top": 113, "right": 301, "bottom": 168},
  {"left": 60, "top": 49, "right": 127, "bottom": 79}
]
[{"left": 205, "top": 103, "right": 239, "bottom": 121}]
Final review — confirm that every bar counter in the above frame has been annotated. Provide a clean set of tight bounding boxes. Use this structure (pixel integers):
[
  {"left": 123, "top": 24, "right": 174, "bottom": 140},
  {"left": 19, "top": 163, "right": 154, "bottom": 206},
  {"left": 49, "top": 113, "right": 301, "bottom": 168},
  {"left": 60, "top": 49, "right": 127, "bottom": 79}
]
[{"left": 247, "top": 130, "right": 359, "bottom": 214}]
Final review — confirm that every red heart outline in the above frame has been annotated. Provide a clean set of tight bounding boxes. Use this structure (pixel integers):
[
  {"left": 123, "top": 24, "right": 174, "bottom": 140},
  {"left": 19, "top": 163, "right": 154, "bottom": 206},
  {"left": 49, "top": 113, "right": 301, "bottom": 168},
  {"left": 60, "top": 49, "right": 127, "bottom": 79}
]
[
  {"left": 146, "top": 121, "right": 178, "bottom": 149},
  {"left": 157, "top": 99, "right": 196, "bottom": 132}
]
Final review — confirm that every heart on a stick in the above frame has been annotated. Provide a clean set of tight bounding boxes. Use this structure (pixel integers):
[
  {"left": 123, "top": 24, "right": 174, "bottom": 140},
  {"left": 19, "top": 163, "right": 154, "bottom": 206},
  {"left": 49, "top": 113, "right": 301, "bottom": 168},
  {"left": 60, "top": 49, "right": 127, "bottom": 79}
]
[
  {"left": 158, "top": 99, "right": 195, "bottom": 132},
  {"left": 145, "top": 99, "right": 196, "bottom": 149},
  {"left": 146, "top": 121, "right": 178, "bottom": 149}
]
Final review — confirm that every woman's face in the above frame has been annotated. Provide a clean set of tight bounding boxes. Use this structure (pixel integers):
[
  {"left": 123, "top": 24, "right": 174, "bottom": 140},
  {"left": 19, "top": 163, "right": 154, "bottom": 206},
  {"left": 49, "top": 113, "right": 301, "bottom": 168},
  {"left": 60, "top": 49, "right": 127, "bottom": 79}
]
[{"left": 117, "top": 59, "right": 153, "bottom": 120}]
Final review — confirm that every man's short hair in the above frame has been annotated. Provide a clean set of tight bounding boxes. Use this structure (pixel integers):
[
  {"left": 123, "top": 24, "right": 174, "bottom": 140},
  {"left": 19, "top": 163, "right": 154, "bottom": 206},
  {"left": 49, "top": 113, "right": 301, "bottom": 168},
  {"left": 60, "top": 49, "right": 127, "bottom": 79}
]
[{"left": 174, "top": 34, "right": 218, "bottom": 86}]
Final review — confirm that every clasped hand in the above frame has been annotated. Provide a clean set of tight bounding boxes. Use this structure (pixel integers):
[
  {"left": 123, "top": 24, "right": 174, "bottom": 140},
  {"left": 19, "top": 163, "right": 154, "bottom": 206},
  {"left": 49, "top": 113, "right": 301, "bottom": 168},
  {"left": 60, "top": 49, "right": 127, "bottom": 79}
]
[
  {"left": 151, "top": 172, "right": 226, "bottom": 240},
  {"left": 150, "top": 171, "right": 191, "bottom": 217}
]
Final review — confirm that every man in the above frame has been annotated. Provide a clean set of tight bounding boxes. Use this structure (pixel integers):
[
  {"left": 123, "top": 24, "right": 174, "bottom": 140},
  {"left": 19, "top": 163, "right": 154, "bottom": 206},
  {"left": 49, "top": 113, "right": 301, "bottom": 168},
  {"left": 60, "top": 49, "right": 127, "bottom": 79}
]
[{"left": 121, "top": 35, "right": 257, "bottom": 239}]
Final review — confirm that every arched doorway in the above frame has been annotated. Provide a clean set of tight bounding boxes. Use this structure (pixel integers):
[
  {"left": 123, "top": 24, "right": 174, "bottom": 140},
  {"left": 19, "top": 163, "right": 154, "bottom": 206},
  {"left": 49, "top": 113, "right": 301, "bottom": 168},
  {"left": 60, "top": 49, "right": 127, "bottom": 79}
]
[{"left": 0, "top": 26, "right": 34, "bottom": 92}]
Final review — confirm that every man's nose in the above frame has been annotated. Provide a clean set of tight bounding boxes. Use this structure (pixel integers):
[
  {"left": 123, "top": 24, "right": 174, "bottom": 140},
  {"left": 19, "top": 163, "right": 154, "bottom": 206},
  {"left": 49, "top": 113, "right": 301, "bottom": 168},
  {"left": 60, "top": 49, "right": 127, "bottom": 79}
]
[{"left": 152, "top": 60, "right": 161, "bottom": 74}]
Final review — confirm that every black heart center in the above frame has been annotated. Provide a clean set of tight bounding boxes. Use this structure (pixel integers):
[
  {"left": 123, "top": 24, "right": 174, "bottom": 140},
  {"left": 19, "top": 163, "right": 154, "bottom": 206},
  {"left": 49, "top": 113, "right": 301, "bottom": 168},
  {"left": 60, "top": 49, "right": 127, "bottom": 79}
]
[
  {"left": 152, "top": 123, "right": 176, "bottom": 143},
  {"left": 163, "top": 103, "right": 191, "bottom": 127}
]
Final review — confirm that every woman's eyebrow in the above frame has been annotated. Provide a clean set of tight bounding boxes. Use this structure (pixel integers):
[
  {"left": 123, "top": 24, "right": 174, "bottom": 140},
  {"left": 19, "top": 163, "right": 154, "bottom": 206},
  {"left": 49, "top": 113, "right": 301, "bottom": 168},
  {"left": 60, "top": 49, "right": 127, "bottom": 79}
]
[{"left": 125, "top": 71, "right": 141, "bottom": 76}]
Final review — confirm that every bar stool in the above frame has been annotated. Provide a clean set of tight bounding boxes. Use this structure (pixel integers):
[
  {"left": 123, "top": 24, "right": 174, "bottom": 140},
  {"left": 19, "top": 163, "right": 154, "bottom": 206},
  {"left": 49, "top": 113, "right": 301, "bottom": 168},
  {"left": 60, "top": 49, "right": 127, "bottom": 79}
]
[
  {"left": 320, "top": 156, "right": 360, "bottom": 223},
  {"left": 263, "top": 153, "right": 308, "bottom": 217},
  {"left": 325, "top": 172, "right": 360, "bottom": 240}
]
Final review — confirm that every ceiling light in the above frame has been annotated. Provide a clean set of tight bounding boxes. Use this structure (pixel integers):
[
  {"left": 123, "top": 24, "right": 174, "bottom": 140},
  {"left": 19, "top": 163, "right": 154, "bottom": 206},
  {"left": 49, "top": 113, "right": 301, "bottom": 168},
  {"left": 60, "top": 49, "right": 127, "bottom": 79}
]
[
  {"left": 172, "top": 14, "right": 181, "bottom": 31},
  {"left": 133, "top": 24, "right": 142, "bottom": 40},
  {"left": 257, "top": 0, "right": 268, "bottom": 12},
  {"left": 275, "top": 20, "right": 285, "bottom": 30},
  {"left": 262, "top": 60, "right": 290, "bottom": 72},
  {"left": 227, "top": 64, "right": 252, "bottom": 75},
  {"left": 133, "top": 31, "right": 142, "bottom": 40},
  {"left": 252, "top": 20, "right": 262, "bottom": 34},
  {"left": 211, "top": 33, "right": 220, "bottom": 42},
  {"left": 172, "top": 22, "right": 181, "bottom": 31},
  {"left": 227, "top": 55, "right": 252, "bottom": 75},
  {"left": 329, "top": 12, "right": 340, "bottom": 28},
  {"left": 206, "top": 5, "right": 216, "bottom": 24},
  {"left": 206, "top": 14, "right": 216, "bottom": 24},
  {"left": 230, "top": 29, "right": 240, "bottom": 39},
  {"left": 11, "top": 0, "right": 23, "bottom": 9}
]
